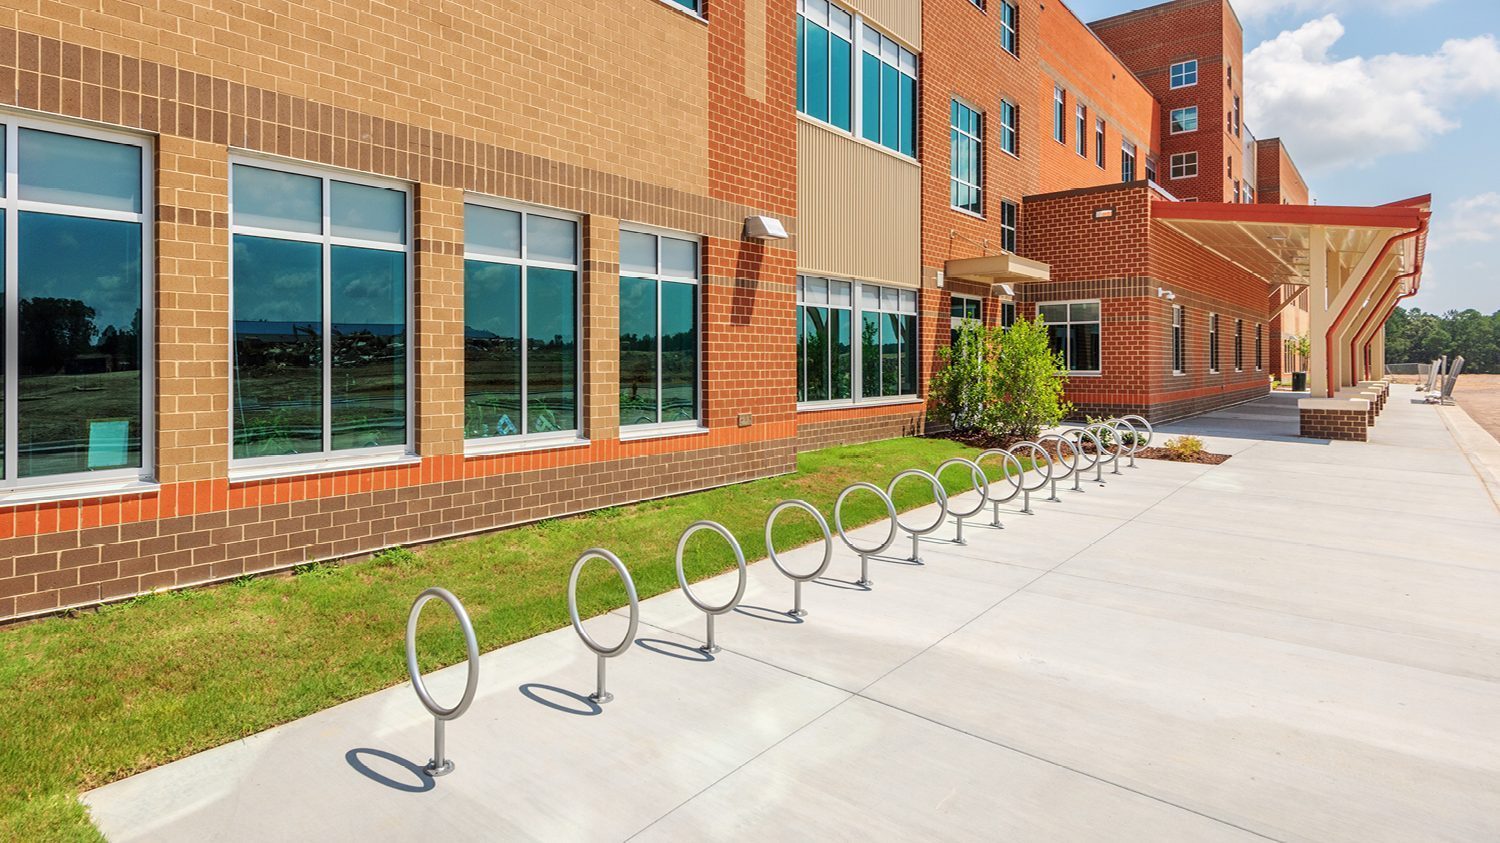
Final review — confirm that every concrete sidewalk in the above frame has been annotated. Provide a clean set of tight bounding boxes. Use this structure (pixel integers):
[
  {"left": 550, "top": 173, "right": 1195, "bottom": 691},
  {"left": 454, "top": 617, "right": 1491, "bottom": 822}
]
[{"left": 83, "top": 386, "right": 1500, "bottom": 842}]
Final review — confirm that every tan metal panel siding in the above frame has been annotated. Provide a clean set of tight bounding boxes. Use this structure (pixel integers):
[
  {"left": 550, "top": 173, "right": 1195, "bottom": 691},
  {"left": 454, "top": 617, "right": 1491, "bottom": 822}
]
[
  {"left": 797, "top": 122, "right": 921, "bottom": 286},
  {"left": 846, "top": 0, "right": 920, "bottom": 48}
]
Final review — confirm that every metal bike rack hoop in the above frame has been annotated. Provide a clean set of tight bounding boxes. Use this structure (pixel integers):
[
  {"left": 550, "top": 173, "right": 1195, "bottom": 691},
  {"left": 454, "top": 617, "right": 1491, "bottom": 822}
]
[
  {"left": 886, "top": 468, "right": 949, "bottom": 564},
  {"left": 834, "top": 482, "right": 898, "bottom": 588},
  {"left": 567, "top": 548, "right": 640, "bottom": 704},
  {"left": 765, "top": 499, "right": 833, "bottom": 617},
  {"left": 1007, "top": 442, "right": 1054, "bottom": 511},
  {"left": 935, "top": 458, "right": 988, "bottom": 545},
  {"left": 975, "top": 447, "right": 1025, "bottom": 527},
  {"left": 405, "top": 587, "right": 481, "bottom": 777},
  {"left": 1119, "top": 414, "right": 1154, "bottom": 448},
  {"left": 674, "top": 520, "right": 747, "bottom": 653}
]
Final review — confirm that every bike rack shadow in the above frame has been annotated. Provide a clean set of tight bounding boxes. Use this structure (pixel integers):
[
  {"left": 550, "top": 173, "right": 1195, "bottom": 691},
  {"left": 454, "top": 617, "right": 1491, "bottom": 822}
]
[
  {"left": 345, "top": 748, "right": 436, "bottom": 793},
  {"left": 734, "top": 604, "right": 805, "bottom": 624},
  {"left": 811, "top": 576, "right": 871, "bottom": 592},
  {"left": 635, "top": 637, "right": 714, "bottom": 662},
  {"left": 518, "top": 682, "right": 602, "bottom": 717}
]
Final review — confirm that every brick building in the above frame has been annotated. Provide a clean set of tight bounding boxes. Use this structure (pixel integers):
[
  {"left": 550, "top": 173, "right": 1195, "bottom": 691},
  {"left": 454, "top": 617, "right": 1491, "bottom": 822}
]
[
  {"left": 1255, "top": 137, "right": 1313, "bottom": 378},
  {"left": 0, "top": 0, "right": 1427, "bottom": 621}
]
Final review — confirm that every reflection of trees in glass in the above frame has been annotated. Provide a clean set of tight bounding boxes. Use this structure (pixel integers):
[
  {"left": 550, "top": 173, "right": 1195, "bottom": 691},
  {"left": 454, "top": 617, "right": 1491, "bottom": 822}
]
[
  {"left": 233, "top": 321, "right": 322, "bottom": 458},
  {"left": 861, "top": 313, "right": 881, "bottom": 397},
  {"left": 796, "top": 306, "right": 851, "bottom": 403}
]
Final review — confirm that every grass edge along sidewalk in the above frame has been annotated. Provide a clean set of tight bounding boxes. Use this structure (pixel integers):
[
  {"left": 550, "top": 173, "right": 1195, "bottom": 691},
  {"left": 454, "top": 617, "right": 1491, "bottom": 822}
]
[{"left": 0, "top": 437, "right": 1030, "bottom": 840}]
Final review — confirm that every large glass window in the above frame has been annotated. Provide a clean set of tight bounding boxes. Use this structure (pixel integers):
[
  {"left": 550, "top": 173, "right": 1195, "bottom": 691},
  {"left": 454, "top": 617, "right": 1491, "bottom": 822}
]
[
  {"left": 796, "top": 277, "right": 853, "bottom": 403},
  {"left": 951, "top": 100, "right": 984, "bottom": 216},
  {"left": 861, "top": 28, "right": 917, "bottom": 157},
  {"left": 1039, "top": 301, "right": 1101, "bottom": 373},
  {"left": 1170, "top": 152, "right": 1198, "bottom": 180},
  {"left": 1000, "top": 2, "right": 1020, "bottom": 56},
  {"left": 231, "top": 160, "right": 409, "bottom": 464},
  {"left": 620, "top": 228, "right": 700, "bottom": 429},
  {"left": 463, "top": 201, "right": 579, "bottom": 444},
  {"left": 950, "top": 295, "right": 981, "bottom": 346},
  {"left": 999, "top": 99, "right": 1018, "bottom": 157},
  {"left": 1170, "top": 59, "right": 1198, "bottom": 89},
  {"left": 1170, "top": 106, "right": 1198, "bottom": 134},
  {"left": 1, "top": 121, "right": 150, "bottom": 488},
  {"left": 796, "top": 0, "right": 853, "bottom": 132}
]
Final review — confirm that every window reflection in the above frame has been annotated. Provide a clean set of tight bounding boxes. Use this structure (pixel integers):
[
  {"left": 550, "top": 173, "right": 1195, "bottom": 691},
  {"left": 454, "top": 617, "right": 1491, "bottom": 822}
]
[
  {"left": 463, "top": 261, "right": 522, "bottom": 438},
  {"left": 619, "top": 230, "right": 700, "bottom": 428},
  {"left": 619, "top": 276, "right": 658, "bottom": 426},
  {"left": 660, "top": 281, "right": 697, "bottom": 423},
  {"left": 232, "top": 235, "right": 323, "bottom": 459},
  {"left": 330, "top": 246, "right": 406, "bottom": 450},
  {"left": 526, "top": 267, "right": 577, "bottom": 433}
]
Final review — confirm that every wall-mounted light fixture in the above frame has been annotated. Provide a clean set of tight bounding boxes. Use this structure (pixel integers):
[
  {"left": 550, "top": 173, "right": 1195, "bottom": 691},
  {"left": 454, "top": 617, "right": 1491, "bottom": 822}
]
[
  {"left": 1157, "top": 287, "right": 1177, "bottom": 301},
  {"left": 1093, "top": 207, "right": 1115, "bottom": 220},
  {"left": 744, "top": 215, "right": 788, "bottom": 240}
]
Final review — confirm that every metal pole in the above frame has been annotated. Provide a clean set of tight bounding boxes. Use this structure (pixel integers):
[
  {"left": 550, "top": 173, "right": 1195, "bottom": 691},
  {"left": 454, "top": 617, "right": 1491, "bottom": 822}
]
[
  {"left": 703, "top": 614, "right": 718, "bottom": 654},
  {"left": 857, "top": 553, "right": 872, "bottom": 587},
  {"left": 954, "top": 515, "right": 965, "bottom": 545},
  {"left": 991, "top": 498, "right": 1003, "bottom": 528},
  {"left": 909, "top": 532, "right": 921, "bottom": 564},
  {"left": 1021, "top": 486, "right": 1031, "bottom": 514},
  {"left": 594, "top": 653, "right": 612, "bottom": 704},
  {"left": 1047, "top": 473, "right": 1061, "bottom": 502},
  {"left": 429, "top": 718, "right": 452, "bottom": 777},
  {"left": 792, "top": 580, "right": 806, "bottom": 617}
]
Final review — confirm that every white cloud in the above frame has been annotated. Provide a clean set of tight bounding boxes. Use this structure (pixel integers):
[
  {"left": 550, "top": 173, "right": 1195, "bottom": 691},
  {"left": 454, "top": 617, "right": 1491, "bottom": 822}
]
[
  {"left": 1437, "top": 193, "right": 1500, "bottom": 245},
  {"left": 1231, "top": 0, "right": 1437, "bottom": 20},
  {"left": 1245, "top": 16, "right": 1500, "bottom": 171}
]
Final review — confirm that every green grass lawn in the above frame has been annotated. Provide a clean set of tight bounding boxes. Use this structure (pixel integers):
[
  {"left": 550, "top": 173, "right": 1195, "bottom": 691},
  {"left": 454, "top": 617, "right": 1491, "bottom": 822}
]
[{"left": 0, "top": 436, "right": 1019, "bottom": 838}]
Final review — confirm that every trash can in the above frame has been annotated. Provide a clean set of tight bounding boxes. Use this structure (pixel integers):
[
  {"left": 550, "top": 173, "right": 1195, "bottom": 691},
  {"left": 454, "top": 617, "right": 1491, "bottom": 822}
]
[{"left": 1291, "top": 371, "right": 1308, "bottom": 391}]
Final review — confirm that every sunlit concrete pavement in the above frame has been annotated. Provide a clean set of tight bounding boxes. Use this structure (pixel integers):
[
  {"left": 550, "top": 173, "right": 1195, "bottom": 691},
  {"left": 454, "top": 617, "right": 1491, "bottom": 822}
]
[{"left": 83, "top": 386, "right": 1500, "bottom": 842}]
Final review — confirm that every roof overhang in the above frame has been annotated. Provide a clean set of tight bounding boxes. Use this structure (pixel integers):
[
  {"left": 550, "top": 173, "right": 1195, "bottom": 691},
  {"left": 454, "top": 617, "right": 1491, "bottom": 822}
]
[
  {"left": 1150, "top": 199, "right": 1429, "bottom": 288},
  {"left": 944, "top": 253, "right": 1051, "bottom": 291}
]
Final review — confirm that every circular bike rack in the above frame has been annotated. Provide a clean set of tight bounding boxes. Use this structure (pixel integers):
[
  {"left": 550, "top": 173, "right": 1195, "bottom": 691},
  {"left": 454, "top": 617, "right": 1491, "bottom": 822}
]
[
  {"left": 765, "top": 499, "right": 833, "bottom": 617},
  {"left": 885, "top": 469, "right": 949, "bottom": 564},
  {"left": 405, "top": 587, "right": 481, "bottom": 777},
  {"left": 834, "top": 482, "right": 898, "bottom": 588},
  {"left": 1006, "top": 442, "right": 1053, "bottom": 513},
  {"left": 935, "top": 457, "right": 988, "bottom": 546},
  {"left": 1087, "top": 423, "right": 1125, "bottom": 476},
  {"left": 567, "top": 548, "right": 640, "bottom": 705},
  {"left": 1119, "top": 414, "right": 1154, "bottom": 449},
  {"left": 1066, "top": 426, "right": 1106, "bottom": 486},
  {"left": 674, "top": 520, "right": 747, "bottom": 653},
  {"left": 976, "top": 448, "right": 1025, "bottom": 528},
  {"left": 1105, "top": 417, "right": 1142, "bottom": 469}
]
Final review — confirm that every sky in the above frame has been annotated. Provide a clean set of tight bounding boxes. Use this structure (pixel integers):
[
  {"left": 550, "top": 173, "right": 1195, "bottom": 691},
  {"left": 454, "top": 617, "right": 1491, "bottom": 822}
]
[{"left": 1065, "top": 0, "right": 1500, "bottom": 315}]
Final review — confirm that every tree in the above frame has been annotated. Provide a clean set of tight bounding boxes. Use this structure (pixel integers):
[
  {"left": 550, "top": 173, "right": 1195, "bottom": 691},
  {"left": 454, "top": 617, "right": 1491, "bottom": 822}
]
[
  {"left": 928, "top": 316, "right": 1070, "bottom": 441},
  {"left": 1383, "top": 306, "right": 1500, "bottom": 373}
]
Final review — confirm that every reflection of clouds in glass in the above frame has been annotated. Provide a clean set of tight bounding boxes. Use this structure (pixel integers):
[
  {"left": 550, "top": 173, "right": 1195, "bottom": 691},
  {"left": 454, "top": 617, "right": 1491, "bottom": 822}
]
[
  {"left": 332, "top": 246, "right": 404, "bottom": 326},
  {"left": 233, "top": 164, "right": 321, "bottom": 234},
  {"left": 331, "top": 181, "right": 405, "bottom": 244},
  {"left": 234, "top": 235, "right": 321, "bottom": 323},
  {"left": 527, "top": 268, "right": 575, "bottom": 343},
  {"left": 19, "top": 213, "right": 142, "bottom": 331},
  {"left": 463, "top": 261, "right": 520, "bottom": 338},
  {"left": 19, "top": 128, "right": 142, "bottom": 213},
  {"left": 526, "top": 216, "right": 577, "bottom": 264}
]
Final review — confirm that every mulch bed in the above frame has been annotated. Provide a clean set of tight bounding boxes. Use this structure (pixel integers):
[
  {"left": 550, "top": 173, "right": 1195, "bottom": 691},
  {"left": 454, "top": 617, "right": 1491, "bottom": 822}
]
[{"left": 1134, "top": 447, "right": 1230, "bottom": 465}]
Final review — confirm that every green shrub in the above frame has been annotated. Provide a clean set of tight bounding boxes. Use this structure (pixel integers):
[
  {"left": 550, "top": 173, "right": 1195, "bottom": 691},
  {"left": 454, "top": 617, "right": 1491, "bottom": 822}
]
[{"left": 929, "top": 315, "right": 1071, "bottom": 440}]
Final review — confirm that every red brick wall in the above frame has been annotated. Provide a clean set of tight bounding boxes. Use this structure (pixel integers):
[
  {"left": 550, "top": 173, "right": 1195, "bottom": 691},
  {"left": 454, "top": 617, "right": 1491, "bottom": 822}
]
[
  {"left": 1254, "top": 137, "right": 1310, "bottom": 206},
  {"left": 1090, "top": 0, "right": 1242, "bottom": 203},
  {"left": 1036, "top": 0, "right": 1158, "bottom": 194}
]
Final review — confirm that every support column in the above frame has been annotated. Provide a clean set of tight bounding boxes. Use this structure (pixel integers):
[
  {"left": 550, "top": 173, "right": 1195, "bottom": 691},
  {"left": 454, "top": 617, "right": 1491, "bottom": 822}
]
[
  {"left": 413, "top": 184, "right": 466, "bottom": 458},
  {"left": 1307, "top": 226, "right": 1332, "bottom": 397},
  {"left": 583, "top": 216, "right": 621, "bottom": 443}
]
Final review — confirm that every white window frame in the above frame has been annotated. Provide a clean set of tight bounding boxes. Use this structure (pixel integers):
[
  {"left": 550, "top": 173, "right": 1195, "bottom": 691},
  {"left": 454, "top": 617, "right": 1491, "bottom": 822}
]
[
  {"left": 1169, "top": 151, "right": 1198, "bottom": 180},
  {"left": 950, "top": 98, "right": 985, "bottom": 217},
  {"left": 1208, "top": 312, "right": 1221, "bottom": 374},
  {"left": 798, "top": 0, "right": 918, "bottom": 163},
  {"left": 1170, "top": 59, "right": 1198, "bottom": 89},
  {"left": 999, "top": 98, "right": 1019, "bottom": 158},
  {"left": 461, "top": 195, "right": 586, "bottom": 456},
  {"left": 1094, "top": 118, "right": 1105, "bottom": 169},
  {"left": 1038, "top": 299, "right": 1102, "bottom": 376},
  {"left": 1075, "top": 103, "right": 1087, "bottom": 157},
  {"left": 1170, "top": 106, "right": 1198, "bottom": 134},
  {"left": 1121, "top": 140, "right": 1137, "bottom": 183},
  {"left": 1171, "top": 305, "right": 1185, "bottom": 375},
  {"left": 619, "top": 222, "right": 705, "bottom": 440},
  {"left": 1053, "top": 86, "right": 1066, "bottom": 144},
  {"left": 0, "top": 112, "right": 156, "bottom": 503},
  {"left": 950, "top": 294, "right": 982, "bottom": 343},
  {"left": 227, "top": 153, "right": 416, "bottom": 480},
  {"left": 1000, "top": 1, "right": 1020, "bottom": 56},
  {"left": 1000, "top": 200, "right": 1018, "bottom": 253},
  {"left": 797, "top": 279, "right": 919, "bottom": 409}
]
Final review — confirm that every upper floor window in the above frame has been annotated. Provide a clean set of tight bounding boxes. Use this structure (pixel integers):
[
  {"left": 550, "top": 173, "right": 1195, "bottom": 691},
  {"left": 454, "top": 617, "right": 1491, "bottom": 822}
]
[
  {"left": 620, "top": 228, "right": 701, "bottom": 430},
  {"left": 1075, "top": 103, "right": 1087, "bottom": 157},
  {"left": 1145, "top": 155, "right": 1158, "bottom": 184},
  {"left": 1052, "top": 86, "right": 1066, "bottom": 144},
  {"left": 1000, "top": 99, "right": 1019, "bottom": 157},
  {"left": 1000, "top": 201, "right": 1018, "bottom": 253},
  {"left": 1094, "top": 119, "right": 1105, "bottom": 168},
  {"left": 1170, "top": 106, "right": 1198, "bottom": 134},
  {"left": 231, "top": 159, "right": 410, "bottom": 467},
  {"left": 1170, "top": 59, "right": 1198, "bottom": 88},
  {"left": 1170, "top": 152, "right": 1198, "bottom": 179},
  {"left": 796, "top": 0, "right": 853, "bottom": 132},
  {"left": 1039, "top": 301, "right": 1101, "bottom": 374},
  {"left": 951, "top": 100, "right": 984, "bottom": 216},
  {"left": 1000, "top": 2, "right": 1020, "bottom": 56},
  {"left": 1232, "top": 95, "right": 1242, "bottom": 137},
  {"left": 861, "top": 27, "right": 917, "bottom": 157},
  {"left": 968, "top": 0, "right": 985, "bottom": 8},
  {"left": 462, "top": 200, "right": 580, "bottom": 445},
  {"left": 1208, "top": 312, "right": 1221, "bottom": 373},
  {"left": 950, "top": 295, "right": 982, "bottom": 346},
  {"left": 0, "top": 118, "right": 151, "bottom": 491},
  {"left": 666, "top": 0, "right": 702, "bottom": 13},
  {"left": 1121, "top": 141, "right": 1137, "bottom": 183}
]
